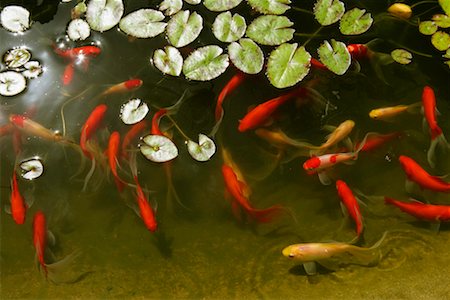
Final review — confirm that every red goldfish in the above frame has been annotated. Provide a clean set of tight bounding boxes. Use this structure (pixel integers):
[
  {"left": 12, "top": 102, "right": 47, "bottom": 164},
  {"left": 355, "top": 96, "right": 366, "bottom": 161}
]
[
  {"left": 347, "top": 44, "right": 371, "bottom": 60},
  {"left": 336, "top": 180, "right": 364, "bottom": 237},
  {"left": 221, "top": 164, "right": 283, "bottom": 223},
  {"left": 310, "top": 58, "right": 328, "bottom": 70},
  {"left": 10, "top": 172, "right": 27, "bottom": 224},
  {"left": 399, "top": 155, "right": 450, "bottom": 193},
  {"left": 80, "top": 104, "right": 107, "bottom": 158},
  {"left": 62, "top": 63, "right": 75, "bottom": 86},
  {"left": 215, "top": 72, "right": 245, "bottom": 121},
  {"left": 238, "top": 88, "right": 307, "bottom": 132},
  {"left": 33, "top": 210, "right": 48, "bottom": 276},
  {"left": 356, "top": 132, "right": 402, "bottom": 152},
  {"left": 121, "top": 120, "right": 148, "bottom": 159},
  {"left": 106, "top": 131, "right": 125, "bottom": 192},
  {"left": 385, "top": 197, "right": 450, "bottom": 221},
  {"left": 9, "top": 114, "right": 71, "bottom": 144},
  {"left": 99, "top": 78, "right": 143, "bottom": 97},
  {"left": 151, "top": 109, "right": 168, "bottom": 136},
  {"left": 134, "top": 176, "right": 158, "bottom": 232},
  {"left": 54, "top": 45, "right": 101, "bottom": 60}
]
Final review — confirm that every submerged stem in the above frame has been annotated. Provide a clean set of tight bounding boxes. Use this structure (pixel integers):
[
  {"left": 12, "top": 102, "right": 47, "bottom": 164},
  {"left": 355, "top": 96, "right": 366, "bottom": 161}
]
[
  {"left": 410, "top": 1, "right": 439, "bottom": 8},
  {"left": 291, "top": 6, "right": 314, "bottom": 15},
  {"left": 302, "top": 26, "right": 323, "bottom": 48},
  {"left": 165, "top": 115, "right": 191, "bottom": 141},
  {"left": 387, "top": 40, "right": 434, "bottom": 58}
]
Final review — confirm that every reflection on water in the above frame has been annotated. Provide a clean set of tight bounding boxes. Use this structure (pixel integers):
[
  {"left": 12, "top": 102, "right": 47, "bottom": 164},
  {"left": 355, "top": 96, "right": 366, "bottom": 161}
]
[{"left": 1, "top": 1, "right": 450, "bottom": 299}]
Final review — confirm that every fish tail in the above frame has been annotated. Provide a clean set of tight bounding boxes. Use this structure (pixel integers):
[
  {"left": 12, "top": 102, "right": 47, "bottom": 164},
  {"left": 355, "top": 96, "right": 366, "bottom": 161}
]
[
  {"left": 246, "top": 204, "right": 285, "bottom": 223},
  {"left": 427, "top": 134, "right": 448, "bottom": 169},
  {"left": 45, "top": 250, "right": 83, "bottom": 284}
]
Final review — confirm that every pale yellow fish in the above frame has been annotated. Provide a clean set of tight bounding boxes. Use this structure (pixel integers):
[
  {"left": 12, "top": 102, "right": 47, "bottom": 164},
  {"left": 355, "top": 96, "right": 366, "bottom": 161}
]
[
  {"left": 255, "top": 128, "right": 313, "bottom": 150},
  {"left": 369, "top": 102, "right": 420, "bottom": 120},
  {"left": 315, "top": 120, "right": 355, "bottom": 151}
]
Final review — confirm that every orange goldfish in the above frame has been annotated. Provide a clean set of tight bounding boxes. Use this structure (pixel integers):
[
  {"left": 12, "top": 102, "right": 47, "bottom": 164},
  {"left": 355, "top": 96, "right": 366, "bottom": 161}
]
[
  {"left": 33, "top": 210, "right": 48, "bottom": 276},
  {"left": 99, "top": 78, "right": 143, "bottom": 97},
  {"left": 9, "top": 114, "right": 71, "bottom": 144},
  {"left": 215, "top": 72, "right": 245, "bottom": 121},
  {"left": 80, "top": 104, "right": 107, "bottom": 158},
  {"left": 10, "top": 172, "right": 27, "bottom": 224},
  {"left": 385, "top": 197, "right": 450, "bottom": 222},
  {"left": 121, "top": 120, "right": 148, "bottom": 159},
  {"left": 134, "top": 176, "right": 158, "bottom": 232},
  {"left": 106, "top": 131, "right": 125, "bottom": 192},
  {"left": 336, "top": 180, "right": 364, "bottom": 237}
]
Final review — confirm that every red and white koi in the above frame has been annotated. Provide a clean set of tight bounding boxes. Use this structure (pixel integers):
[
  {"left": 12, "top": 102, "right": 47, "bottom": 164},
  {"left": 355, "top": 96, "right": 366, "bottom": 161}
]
[
  {"left": 336, "top": 180, "right": 364, "bottom": 237},
  {"left": 385, "top": 197, "right": 450, "bottom": 222}
]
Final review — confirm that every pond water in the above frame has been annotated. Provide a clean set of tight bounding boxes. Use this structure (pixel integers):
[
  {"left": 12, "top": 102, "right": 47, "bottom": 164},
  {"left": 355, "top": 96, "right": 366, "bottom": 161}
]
[{"left": 1, "top": 1, "right": 449, "bottom": 299}]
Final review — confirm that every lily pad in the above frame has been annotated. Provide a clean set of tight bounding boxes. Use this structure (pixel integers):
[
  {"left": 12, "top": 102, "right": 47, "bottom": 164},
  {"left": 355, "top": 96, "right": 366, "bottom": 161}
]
[
  {"left": 22, "top": 61, "right": 43, "bottom": 78},
  {"left": 444, "top": 48, "right": 450, "bottom": 59},
  {"left": 140, "top": 135, "right": 178, "bottom": 163},
  {"left": 86, "top": 0, "right": 124, "bottom": 32},
  {"left": 228, "top": 38, "right": 264, "bottom": 74},
  {"left": 212, "top": 12, "right": 246, "bottom": 43},
  {"left": 339, "top": 8, "right": 373, "bottom": 35},
  {"left": 153, "top": 46, "right": 183, "bottom": 76},
  {"left": 387, "top": 3, "right": 412, "bottom": 19},
  {"left": 67, "top": 18, "right": 91, "bottom": 41},
  {"left": 0, "top": 6, "right": 30, "bottom": 33},
  {"left": 119, "top": 9, "right": 166, "bottom": 38},
  {"left": 183, "top": 45, "right": 229, "bottom": 81},
  {"left": 0, "top": 71, "right": 26, "bottom": 96},
  {"left": 19, "top": 157, "right": 44, "bottom": 180},
  {"left": 419, "top": 21, "right": 437, "bottom": 35},
  {"left": 186, "top": 134, "right": 216, "bottom": 161},
  {"left": 120, "top": 98, "right": 149, "bottom": 125},
  {"left": 313, "top": 0, "right": 345, "bottom": 26},
  {"left": 432, "top": 14, "right": 450, "bottom": 28},
  {"left": 166, "top": 10, "right": 203, "bottom": 48},
  {"left": 185, "top": 0, "right": 201, "bottom": 4},
  {"left": 159, "top": 0, "right": 183, "bottom": 16},
  {"left": 431, "top": 31, "right": 450, "bottom": 51},
  {"left": 439, "top": 0, "right": 450, "bottom": 16},
  {"left": 247, "top": 0, "right": 291, "bottom": 15},
  {"left": 246, "top": 15, "right": 294, "bottom": 46},
  {"left": 203, "top": 0, "right": 243, "bottom": 12},
  {"left": 3, "top": 48, "right": 31, "bottom": 68},
  {"left": 391, "top": 49, "right": 412, "bottom": 64},
  {"left": 317, "top": 39, "right": 350, "bottom": 75},
  {"left": 267, "top": 43, "right": 311, "bottom": 89}
]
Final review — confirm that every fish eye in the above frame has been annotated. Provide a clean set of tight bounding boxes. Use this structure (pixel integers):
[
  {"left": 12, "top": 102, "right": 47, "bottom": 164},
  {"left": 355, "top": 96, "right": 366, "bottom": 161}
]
[{"left": 288, "top": 254, "right": 295, "bottom": 258}]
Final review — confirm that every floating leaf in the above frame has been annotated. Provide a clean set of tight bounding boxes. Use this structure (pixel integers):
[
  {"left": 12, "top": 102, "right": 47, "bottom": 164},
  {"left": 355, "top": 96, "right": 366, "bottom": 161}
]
[
  {"left": 339, "top": 8, "right": 373, "bottom": 35},
  {"left": 0, "top": 6, "right": 30, "bottom": 32},
  {"left": 267, "top": 43, "right": 311, "bottom": 89},
  {"left": 22, "top": 61, "right": 43, "bottom": 78},
  {"left": 203, "top": 0, "right": 243, "bottom": 12},
  {"left": 439, "top": 0, "right": 450, "bottom": 16},
  {"left": 246, "top": 15, "right": 294, "bottom": 46},
  {"left": 153, "top": 46, "right": 183, "bottom": 76},
  {"left": 431, "top": 31, "right": 450, "bottom": 51},
  {"left": 3, "top": 48, "right": 31, "bottom": 68},
  {"left": 443, "top": 48, "right": 450, "bottom": 59},
  {"left": 120, "top": 99, "right": 149, "bottom": 125},
  {"left": 387, "top": 3, "right": 412, "bottom": 19},
  {"left": 0, "top": 71, "right": 26, "bottom": 96},
  {"left": 212, "top": 12, "right": 246, "bottom": 43},
  {"left": 317, "top": 39, "right": 350, "bottom": 75},
  {"left": 86, "top": 0, "right": 124, "bottom": 32},
  {"left": 183, "top": 45, "right": 229, "bottom": 81},
  {"left": 247, "top": 0, "right": 291, "bottom": 15},
  {"left": 391, "top": 49, "right": 412, "bottom": 64},
  {"left": 432, "top": 14, "right": 450, "bottom": 28},
  {"left": 140, "top": 135, "right": 178, "bottom": 163},
  {"left": 228, "top": 38, "right": 264, "bottom": 74},
  {"left": 185, "top": 0, "right": 201, "bottom": 4},
  {"left": 419, "top": 21, "right": 437, "bottom": 35},
  {"left": 313, "top": 0, "right": 345, "bottom": 26},
  {"left": 119, "top": 9, "right": 166, "bottom": 38},
  {"left": 19, "top": 157, "right": 44, "bottom": 180},
  {"left": 187, "top": 134, "right": 216, "bottom": 161},
  {"left": 67, "top": 19, "right": 91, "bottom": 41},
  {"left": 166, "top": 10, "right": 203, "bottom": 48},
  {"left": 159, "top": 0, "right": 183, "bottom": 16}
]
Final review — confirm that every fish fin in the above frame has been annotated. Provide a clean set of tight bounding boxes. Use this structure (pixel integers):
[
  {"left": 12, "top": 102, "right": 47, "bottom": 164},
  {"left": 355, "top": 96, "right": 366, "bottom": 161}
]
[
  {"left": 404, "top": 179, "right": 419, "bottom": 196},
  {"left": 303, "top": 262, "right": 317, "bottom": 275},
  {"left": 247, "top": 205, "right": 284, "bottom": 223},
  {"left": 406, "top": 102, "right": 422, "bottom": 114},
  {"left": 47, "top": 230, "right": 56, "bottom": 247},
  {"left": 340, "top": 202, "right": 349, "bottom": 218},
  {"left": 82, "top": 158, "right": 96, "bottom": 192},
  {"left": 46, "top": 250, "right": 83, "bottom": 284},
  {"left": 342, "top": 137, "right": 353, "bottom": 152},
  {"left": 427, "top": 134, "right": 449, "bottom": 169},
  {"left": 318, "top": 171, "right": 332, "bottom": 185},
  {"left": 4, "top": 204, "right": 11, "bottom": 214},
  {"left": 231, "top": 200, "right": 242, "bottom": 222},
  {"left": 407, "top": 198, "right": 424, "bottom": 204},
  {"left": 429, "top": 222, "right": 441, "bottom": 233}
]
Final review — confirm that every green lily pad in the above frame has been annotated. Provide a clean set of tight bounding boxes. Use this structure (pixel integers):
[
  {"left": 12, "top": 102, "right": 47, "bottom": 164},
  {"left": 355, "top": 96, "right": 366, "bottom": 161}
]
[
  {"left": 183, "top": 45, "right": 229, "bottom": 81},
  {"left": 119, "top": 9, "right": 166, "bottom": 38},
  {"left": 439, "top": 0, "right": 450, "bottom": 16},
  {"left": 443, "top": 48, "right": 450, "bottom": 59},
  {"left": 246, "top": 15, "right": 294, "bottom": 46},
  {"left": 267, "top": 43, "right": 311, "bottom": 89},
  {"left": 247, "top": 0, "right": 291, "bottom": 15},
  {"left": 228, "top": 38, "right": 264, "bottom": 74},
  {"left": 203, "top": 0, "right": 243, "bottom": 12},
  {"left": 339, "top": 8, "right": 373, "bottom": 35},
  {"left": 185, "top": 0, "right": 201, "bottom": 4},
  {"left": 391, "top": 49, "right": 412, "bottom": 64},
  {"left": 187, "top": 134, "right": 216, "bottom": 162},
  {"left": 212, "top": 12, "right": 246, "bottom": 43},
  {"left": 159, "top": 0, "right": 183, "bottom": 16},
  {"left": 317, "top": 39, "right": 350, "bottom": 75},
  {"left": 166, "top": 10, "right": 203, "bottom": 48},
  {"left": 86, "top": 0, "right": 124, "bottom": 32},
  {"left": 432, "top": 14, "right": 450, "bottom": 28},
  {"left": 419, "top": 21, "right": 438, "bottom": 35},
  {"left": 153, "top": 46, "right": 183, "bottom": 76},
  {"left": 445, "top": 61, "right": 450, "bottom": 68},
  {"left": 313, "top": 0, "right": 345, "bottom": 26},
  {"left": 140, "top": 135, "right": 178, "bottom": 163},
  {"left": 431, "top": 31, "right": 450, "bottom": 51}
]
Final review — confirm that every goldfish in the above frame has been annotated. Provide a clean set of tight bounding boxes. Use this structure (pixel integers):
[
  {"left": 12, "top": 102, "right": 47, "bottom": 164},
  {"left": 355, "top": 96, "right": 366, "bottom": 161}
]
[
  {"left": 62, "top": 62, "right": 75, "bottom": 85},
  {"left": 255, "top": 128, "right": 313, "bottom": 151},
  {"left": 310, "top": 58, "right": 328, "bottom": 71},
  {"left": 356, "top": 131, "right": 402, "bottom": 152},
  {"left": 98, "top": 78, "right": 143, "bottom": 97},
  {"left": 215, "top": 72, "right": 245, "bottom": 122},
  {"left": 54, "top": 45, "right": 101, "bottom": 60},
  {"left": 134, "top": 176, "right": 158, "bottom": 232},
  {"left": 121, "top": 120, "right": 148, "bottom": 159},
  {"left": 238, "top": 88, "right": 307, "bottom": 132},
  {"left": 311, "top": 120, "right": 355, "bottom": 154},
  {"left": 106, "top": 131, "right": 125, "bottom": 192},
  {"left": 80, "top": 104, "right": 107, "bottom": 158},
  {"left": 399, "top": 155, "right": 450, "bottom": 193},
  {"left": 0, "top": 123, "right": 13, "bottom": 136},
  {"left": 385, "top": 197, "right": 450, "bottom": 222},
  {"left": 336, "top": 180, "right": 364, "bottom": 238},
  {"left": 347, "top": 44, "right": 372, "bottom": 60},
  {"left": 369, "top": 103, "right": 420, "bottom": 120},
  {"left": 151, "top": 109, "right": 168, "bottom": 136},
  {"left": 221, "top": 164, "right": 283, "bottom": 223},
  {"left": 10, "top": 172, "right": 27, "bottom": 224},
  {"left": 282, "top": 232, "right": 387, "bottom": 275}
]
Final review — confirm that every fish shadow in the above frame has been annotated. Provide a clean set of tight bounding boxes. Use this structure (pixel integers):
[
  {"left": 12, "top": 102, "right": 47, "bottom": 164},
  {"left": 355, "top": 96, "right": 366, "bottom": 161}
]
[
  {"left": 288, "top": 264, "right": 335, "bottom": 284},
  {"left": 152, "top": 230, "right": 174, "bottom": 259}
]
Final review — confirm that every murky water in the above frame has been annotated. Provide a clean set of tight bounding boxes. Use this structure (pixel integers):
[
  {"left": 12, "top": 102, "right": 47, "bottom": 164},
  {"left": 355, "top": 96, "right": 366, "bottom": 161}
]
[{"left": 1, "top": 1, "right": 450, "bottom": 299}]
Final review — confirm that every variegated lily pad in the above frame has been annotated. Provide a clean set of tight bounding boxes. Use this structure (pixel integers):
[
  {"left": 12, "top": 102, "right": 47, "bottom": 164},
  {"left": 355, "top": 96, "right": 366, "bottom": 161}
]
[
  {"left": 86, "top": 0, "right": 124, "bottom": 32},
  {"left": 419, "top": 21, "right": 438, "bottom": 35},
  {"left": 159, "top": 0, "right": 183, "bottom": 16},
  {"left": 166, "top": 10, "right": 203, "bottom": 48},
  {"left": 187, "top": 134, "right": 216, "bottom": 161},
  {"left": 182, "top": 45, "right": 229, "bottom": 81},
  {"left": 140, "top": 135, "right": 179, "bottom": 162},
  {"left": 313, "top": 0, "right": 345, "bottom": 26},
  {"left": 67, "top": 18, "right": 91, "bottom": 41},
  {"left": 228, "top": 38, "right": 264, "bottom": 74},
  {"left": 119, "top": 9, "right": 167, "bottom": 38},
  {"left": 19, "top": 157, "right": 44, "bottom": 180},
  {"left": 247, "top": 0, "right": 291, "bottom": 15},
  {"left": 0, "top": 71, "right": 26, "bottom": 96},
  {"left": 0, "top": 6, "right": 30, "bottom": 33},
  {"left": 246, "top": 15, "right": 294, "bottom": 46},
  {"left": 22, "top": 61, "right": 43, "bottom": 78},
  {"left": 432, "top": 14, "right": 450, "bottom": 28},
  {"left": 120, "top": 99, "right": 149, "bottom": 125},
  {"left": 153, "top": 46, "right": 183, "bottom": 76},
  {"left": 317, "top": 39, "right": 350, "bottom": 75},
  {"left": 339, "top": 8, "right": 373, "bottom": 35},
  {"left": 212, "top": 12, "right": 246, "bottom": 43},
  {"left": 3, "top": 48, "right": 31, "bottom": 68},
  {"left": 203, "top": 0, "right": 243, "bottom": 12}
]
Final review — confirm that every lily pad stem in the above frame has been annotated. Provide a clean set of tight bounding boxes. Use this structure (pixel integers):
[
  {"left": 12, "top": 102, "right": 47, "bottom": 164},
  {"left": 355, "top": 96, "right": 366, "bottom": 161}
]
[
  {"left": 410, "top": 1, "right": 439, "bottom": 8},
  {"left": 291, "top": 6, "right": 314, "bottom": 15},
  {"left": 302, "top": 26, "right": 323, "bottom": 48},
  {"left": 387, "top": 40, "right": 433, "bottom": 58},
  {"left": 165, "top": 115, "right": 191, "bottom": 141}
]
